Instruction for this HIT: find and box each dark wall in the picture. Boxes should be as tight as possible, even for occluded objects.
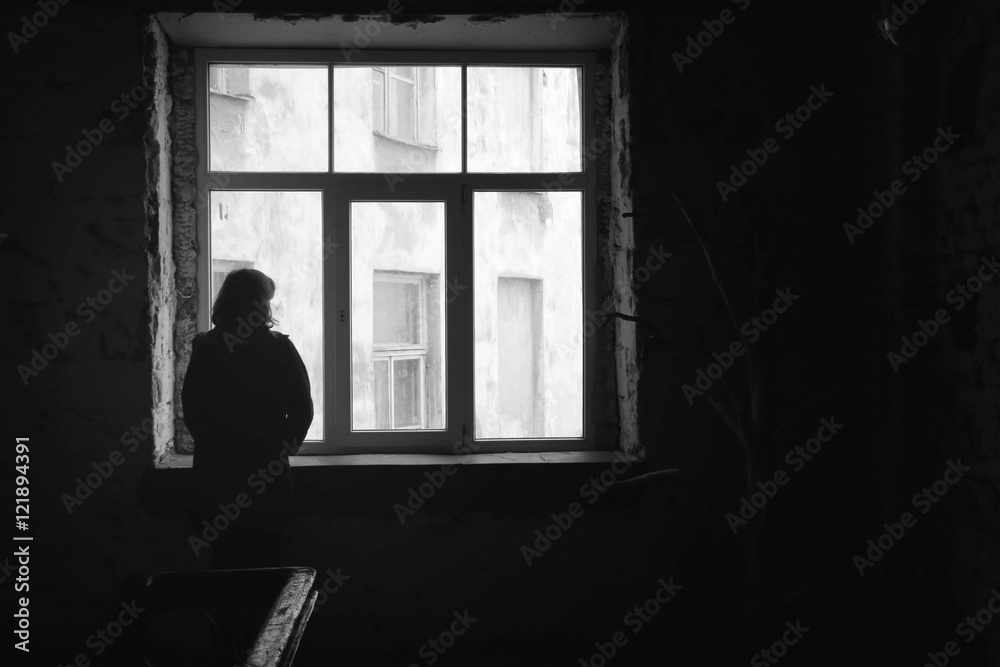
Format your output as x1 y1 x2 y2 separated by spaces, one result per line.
2 1 998 665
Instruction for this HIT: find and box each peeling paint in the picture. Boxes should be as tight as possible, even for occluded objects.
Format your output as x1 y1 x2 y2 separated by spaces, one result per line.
252 13 336 23
467 14 523 24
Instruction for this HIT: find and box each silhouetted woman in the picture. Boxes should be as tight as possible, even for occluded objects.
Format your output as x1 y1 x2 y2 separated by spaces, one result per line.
182 268 313 569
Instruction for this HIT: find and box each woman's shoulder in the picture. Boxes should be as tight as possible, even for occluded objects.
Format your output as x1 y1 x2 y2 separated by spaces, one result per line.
268 331 307 359
192 330 219 346
267 330 300 352
193 328 283 344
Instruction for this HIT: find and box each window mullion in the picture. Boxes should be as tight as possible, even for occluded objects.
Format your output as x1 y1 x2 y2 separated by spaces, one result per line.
454 182 474 444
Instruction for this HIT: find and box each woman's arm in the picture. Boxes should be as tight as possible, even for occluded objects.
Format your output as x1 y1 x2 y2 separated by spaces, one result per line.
282 337 314 453
181 338 212 444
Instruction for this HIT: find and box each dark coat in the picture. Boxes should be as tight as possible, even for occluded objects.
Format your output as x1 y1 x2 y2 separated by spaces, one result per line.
181 327 313 531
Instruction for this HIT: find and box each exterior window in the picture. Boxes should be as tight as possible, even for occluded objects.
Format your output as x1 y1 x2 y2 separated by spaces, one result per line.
195 51 596 455
372 66 417 142
372 270 427 429
371 273 435 430
209 66 250 96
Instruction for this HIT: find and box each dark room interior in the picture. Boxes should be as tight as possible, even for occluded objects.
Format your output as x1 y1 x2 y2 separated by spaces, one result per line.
3 0 1000 665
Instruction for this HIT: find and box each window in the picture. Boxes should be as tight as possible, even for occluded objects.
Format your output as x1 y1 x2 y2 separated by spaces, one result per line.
209 65 250 97
194 50 598 455
372 66 418 143
372 271 433 430
371 271 442 430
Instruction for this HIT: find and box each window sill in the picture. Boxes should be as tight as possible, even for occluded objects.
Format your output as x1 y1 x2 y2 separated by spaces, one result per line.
156 450 635 469
372 130 441 152
209 90 254 102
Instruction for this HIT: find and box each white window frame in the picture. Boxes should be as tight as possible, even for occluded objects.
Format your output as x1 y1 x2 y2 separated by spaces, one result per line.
193 49 599 456
208 65 250 97
372 271 431 430
374 354 426 430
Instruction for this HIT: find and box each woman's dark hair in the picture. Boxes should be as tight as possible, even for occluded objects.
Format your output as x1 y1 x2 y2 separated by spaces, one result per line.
211 268 278 331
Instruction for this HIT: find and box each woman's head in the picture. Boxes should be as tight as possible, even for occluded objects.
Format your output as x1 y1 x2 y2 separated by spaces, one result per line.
211 268 278 331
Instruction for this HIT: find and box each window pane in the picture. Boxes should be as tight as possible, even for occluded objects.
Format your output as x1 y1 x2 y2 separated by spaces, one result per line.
498 278 544 437
393 358 423 428
209 66 223 93
351 202 446 430
374 358 391 429
474 191 583 438
334 66 461 172
374 278 420 346
389 75 416 142
467 67 582 173
210 191 324 441
209 65 328 172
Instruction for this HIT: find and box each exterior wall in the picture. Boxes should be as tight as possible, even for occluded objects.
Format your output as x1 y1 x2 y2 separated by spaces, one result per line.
210 66 328 171
473 191 583 438
335 66 462 172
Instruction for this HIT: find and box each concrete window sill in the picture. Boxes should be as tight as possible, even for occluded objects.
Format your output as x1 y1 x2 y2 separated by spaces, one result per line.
372 130 441 152
157 450 634 469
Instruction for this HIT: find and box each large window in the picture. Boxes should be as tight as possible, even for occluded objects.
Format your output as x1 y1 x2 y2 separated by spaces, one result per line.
195 50 597 454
